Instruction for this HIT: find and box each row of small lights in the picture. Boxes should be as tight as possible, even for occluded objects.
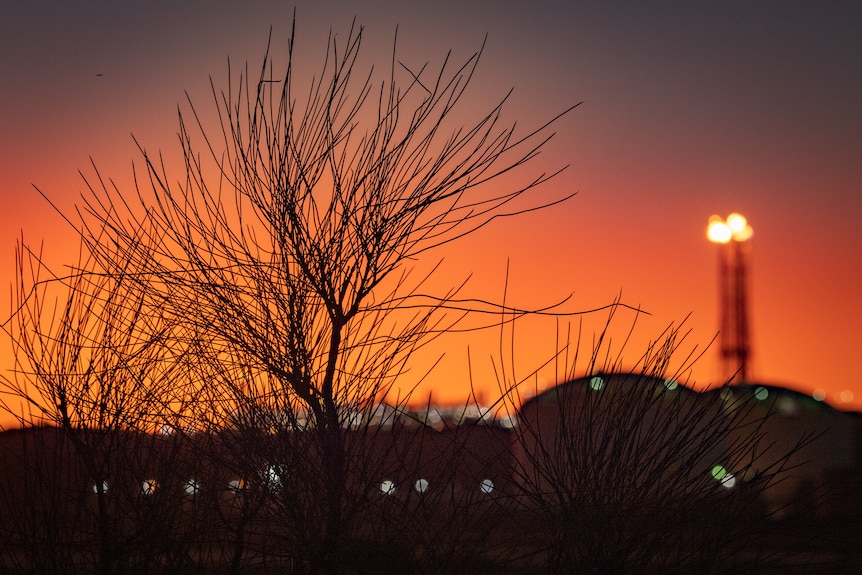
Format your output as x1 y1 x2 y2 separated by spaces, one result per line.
746 385 855 405
379 477 496 496
379 473 732 495
588 376 680 392
92 479 199 496
104 376 836 499
723 385 856 410
591 375 855 409
815 389 855 404
95 476 498 497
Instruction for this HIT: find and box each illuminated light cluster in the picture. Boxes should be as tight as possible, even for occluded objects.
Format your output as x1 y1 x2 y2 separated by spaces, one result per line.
812 388 826 401
95 477 200 497
754 386 769 401
589 376 605 391
707 213 754 244
379 478 496 496
663 378 679 391
711 465 736 489
264 464 285 488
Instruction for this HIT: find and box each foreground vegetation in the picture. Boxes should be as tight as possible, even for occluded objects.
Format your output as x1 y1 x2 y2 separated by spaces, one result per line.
1 376 860 574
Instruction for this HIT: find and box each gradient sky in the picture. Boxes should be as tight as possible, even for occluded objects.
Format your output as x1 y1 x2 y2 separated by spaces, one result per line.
2 1 861 416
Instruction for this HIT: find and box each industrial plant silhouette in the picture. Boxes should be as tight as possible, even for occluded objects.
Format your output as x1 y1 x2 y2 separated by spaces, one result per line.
1 372 859 574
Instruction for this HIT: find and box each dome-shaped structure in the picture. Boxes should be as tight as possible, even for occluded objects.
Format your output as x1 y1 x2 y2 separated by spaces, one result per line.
707 381 856 518
515 371 738 499
510 372 759 570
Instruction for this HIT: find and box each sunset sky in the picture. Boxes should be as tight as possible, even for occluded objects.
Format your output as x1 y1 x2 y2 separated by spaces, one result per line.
2 1 861 416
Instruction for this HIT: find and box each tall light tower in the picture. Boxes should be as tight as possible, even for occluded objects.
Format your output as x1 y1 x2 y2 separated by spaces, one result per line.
707 213 754 382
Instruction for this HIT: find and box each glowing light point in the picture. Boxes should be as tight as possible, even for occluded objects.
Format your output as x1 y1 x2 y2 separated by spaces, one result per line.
589 376 605 391
498 413 518 429
812 388 826 402
414 478 429 494
663 378 679 391
726 213 753 240
141 479 158 495
707 216 732 243
479 478 495 494
265 465 282 487
184 479 199 495
754 386 769 401
708 213 754 244
711 465 736 489
380 479 395 495
776 397 798 416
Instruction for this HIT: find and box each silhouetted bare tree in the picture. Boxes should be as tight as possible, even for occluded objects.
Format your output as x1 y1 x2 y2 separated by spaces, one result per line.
0 239 201 574
3 18 577 574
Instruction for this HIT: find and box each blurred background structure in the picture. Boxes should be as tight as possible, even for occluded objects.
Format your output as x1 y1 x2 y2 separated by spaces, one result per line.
708 213 754 383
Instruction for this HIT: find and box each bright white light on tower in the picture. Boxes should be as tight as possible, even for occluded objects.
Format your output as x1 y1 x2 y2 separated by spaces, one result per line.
707 215 732 243
727 213 746 233
708 213 753 243
706 213 754 244
727 213 753 241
